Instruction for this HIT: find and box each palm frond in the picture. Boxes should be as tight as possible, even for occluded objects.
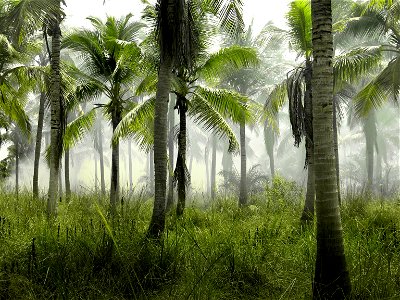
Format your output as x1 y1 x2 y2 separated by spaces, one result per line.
63 109 96 151
188 92 239 153
287 0 312 58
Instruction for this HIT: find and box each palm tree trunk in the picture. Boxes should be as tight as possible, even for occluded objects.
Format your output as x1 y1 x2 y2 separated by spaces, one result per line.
110 109 121 214
166 93 175 211
176 96 187 217
264 121 275 178
210 135 217 201
58 163 63 199
98 121 106 196
65 149 71 200
311 0 351 297
94 152 98 193
33 92 46 198
333 97 341 205
239 121 247 206
148 55 172 238
128 139 133 194
149 149 154 194
47 8 62 217
301 59 315 222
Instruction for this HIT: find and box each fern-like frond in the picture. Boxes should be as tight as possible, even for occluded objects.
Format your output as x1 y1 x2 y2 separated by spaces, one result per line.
63 109 96 151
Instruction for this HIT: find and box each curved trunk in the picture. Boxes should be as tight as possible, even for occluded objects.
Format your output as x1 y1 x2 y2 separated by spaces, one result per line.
98 121 106 196
33 92 46 198
65 149 71 200
333 97 341 205
301 59 315 222
176 97 187 217
147 55 172 238
166 93 175 211
311 0 351 297
47 10 62 217
239 121 247 206
210 135 217 201
110 109 121 214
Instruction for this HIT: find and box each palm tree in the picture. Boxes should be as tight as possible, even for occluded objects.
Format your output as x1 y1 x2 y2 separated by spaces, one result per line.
63 14 143 213
145 0 246 237
311 0 351 297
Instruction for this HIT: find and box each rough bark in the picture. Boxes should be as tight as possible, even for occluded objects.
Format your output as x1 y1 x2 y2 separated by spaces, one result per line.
33 92 46 198
176 96 187 217
147 55 172 238
94 151 98 193
210 135 217 201
47 8 62 217
166 93 175 211
15 136 19 198
311 0 351 297
239 121 247 206
205 143 210 197
301 59 315 222
149 149 154 194
110 108 121 215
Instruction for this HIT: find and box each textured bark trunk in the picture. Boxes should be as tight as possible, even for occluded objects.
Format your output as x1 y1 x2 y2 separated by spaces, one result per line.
333 97 341 205
128 139 133 194
166 93 175 211
210 135 217 201
239 121 247 206
47 7 62 216
110 109 121 215
264 121 275 178
301 59 315 222
58 163 63 199
176 97 187 217
147 55 172 238
15 137 19 198
65 149 71 200
33 92 46 198
311 0 351 297
98 121 106 196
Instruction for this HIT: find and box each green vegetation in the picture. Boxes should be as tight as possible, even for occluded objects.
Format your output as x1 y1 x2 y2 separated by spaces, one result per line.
0 180 399 299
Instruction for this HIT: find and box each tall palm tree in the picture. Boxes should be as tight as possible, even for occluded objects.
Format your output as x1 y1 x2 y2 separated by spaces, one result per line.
311 0 351 297
146 0 246 237
63 14 143 213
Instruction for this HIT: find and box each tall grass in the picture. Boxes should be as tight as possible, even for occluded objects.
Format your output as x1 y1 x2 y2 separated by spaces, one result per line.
0 180 399 299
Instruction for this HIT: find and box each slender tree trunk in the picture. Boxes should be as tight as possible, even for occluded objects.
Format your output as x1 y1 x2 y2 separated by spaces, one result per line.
148 55 172 238
239 121 247 206
128 139 133 194
333 97 341 205
58 162 63 199
33 92 46 198
166 93 175 211
301 59 315 222
98 122 106 196
110 108 121 214
15 137 19 199
47 7 62 216
65 149 71 200
264 121 275 178
311 0 351 297
176 96 187 217
210 135 217 201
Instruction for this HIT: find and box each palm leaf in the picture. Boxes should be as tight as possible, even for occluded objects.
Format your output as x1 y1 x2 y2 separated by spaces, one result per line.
63 109 96 151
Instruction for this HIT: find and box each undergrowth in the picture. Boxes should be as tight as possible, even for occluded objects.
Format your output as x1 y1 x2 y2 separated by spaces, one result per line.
0 180 399 299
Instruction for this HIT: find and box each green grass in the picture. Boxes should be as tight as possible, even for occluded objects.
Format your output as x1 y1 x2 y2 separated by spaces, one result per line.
0 182 399 299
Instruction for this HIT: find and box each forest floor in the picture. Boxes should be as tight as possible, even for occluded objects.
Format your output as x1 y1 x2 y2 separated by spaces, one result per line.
0 178 399 299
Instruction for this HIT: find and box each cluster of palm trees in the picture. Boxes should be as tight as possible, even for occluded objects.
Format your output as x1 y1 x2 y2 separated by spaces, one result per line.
0 0 398 298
